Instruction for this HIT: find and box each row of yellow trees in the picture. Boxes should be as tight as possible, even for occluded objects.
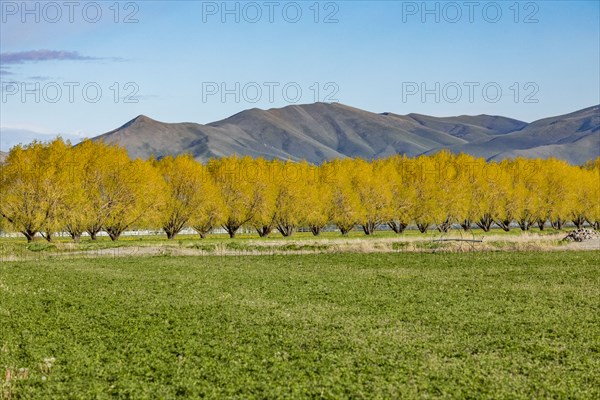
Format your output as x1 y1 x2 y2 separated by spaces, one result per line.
1 139 599 242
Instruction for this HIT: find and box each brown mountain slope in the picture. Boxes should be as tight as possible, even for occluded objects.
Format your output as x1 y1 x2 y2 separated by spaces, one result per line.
403 113 527 142
436 105 599 163
93 103 599 164
96 103 476 163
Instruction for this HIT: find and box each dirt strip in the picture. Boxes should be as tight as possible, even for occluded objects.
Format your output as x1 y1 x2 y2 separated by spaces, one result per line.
1 234 598 262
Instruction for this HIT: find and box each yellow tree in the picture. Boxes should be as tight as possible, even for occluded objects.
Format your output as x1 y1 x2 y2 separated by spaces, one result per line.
484 161 514 231
507 158 539 231
0 144 45 242
328 159 361 235
303 163 332 236
568 165 598 229
0 139 69 242
351 159 392 235
456 155 485 231
524 159 548 230
271 160 308 237
156 155 207 239
385 155 414 233
72 140 127 240
99 155 164 241
428 151 470 232
410 156 438 233
59 142 92 242
536 159 571 230
210 156 263 238
584 160 600 230
249 158 277 237
38 139 71 242
566 168 584 229
447 153 477 231
584 157 600 171
190 173 225 239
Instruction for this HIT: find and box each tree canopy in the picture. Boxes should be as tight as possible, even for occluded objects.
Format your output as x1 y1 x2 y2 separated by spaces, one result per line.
1 139 598 241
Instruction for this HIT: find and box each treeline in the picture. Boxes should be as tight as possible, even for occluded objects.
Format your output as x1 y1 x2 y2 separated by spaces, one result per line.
0 139 599 242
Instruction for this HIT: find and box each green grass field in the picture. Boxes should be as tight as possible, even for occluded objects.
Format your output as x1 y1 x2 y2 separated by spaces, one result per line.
0 226 574 261
1 252 599 398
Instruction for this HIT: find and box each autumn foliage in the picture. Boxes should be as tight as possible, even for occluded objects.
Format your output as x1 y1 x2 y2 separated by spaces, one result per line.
1 139 599 242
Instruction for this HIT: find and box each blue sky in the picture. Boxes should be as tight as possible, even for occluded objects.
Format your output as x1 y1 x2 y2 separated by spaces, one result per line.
1 0 599 149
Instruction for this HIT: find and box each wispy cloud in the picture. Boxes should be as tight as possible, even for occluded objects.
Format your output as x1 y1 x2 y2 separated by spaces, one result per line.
27 76 55 81
1 50 127 77
0 50 97 65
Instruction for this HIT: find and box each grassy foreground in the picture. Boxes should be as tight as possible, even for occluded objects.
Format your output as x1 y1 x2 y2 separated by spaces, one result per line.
0 227 577 261
1 252 599 398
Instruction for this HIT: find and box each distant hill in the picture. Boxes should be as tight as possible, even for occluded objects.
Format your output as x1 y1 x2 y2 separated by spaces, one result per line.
92 103 599 165
433 105 600 163
0 151 7 163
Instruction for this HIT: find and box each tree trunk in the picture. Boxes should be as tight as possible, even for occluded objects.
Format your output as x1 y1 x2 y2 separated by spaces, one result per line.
164 224 180 240
460 220 471 232
437 224 449 233
277 224 295 237
517 218 531 231
572 215 585 229
165 231 176 240
338 225 353 236
517 213 533 231
537 219 546 230
437 218 451 233
66 226 83 243
309 225 322 236
223 220 241 239
163 219 187 241
87 225 101 241
193 224 212 239
476 214 493 232
416 223 429 233
226 227 237 238
22 229 36 243
362 221 376 235
388 221 408 234
551 218 564 230
256 225 272 237
105 227 124 241
495 218 511 232
41 232 53 242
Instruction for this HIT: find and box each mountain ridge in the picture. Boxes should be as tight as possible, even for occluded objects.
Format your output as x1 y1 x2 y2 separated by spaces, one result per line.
92 103 600 165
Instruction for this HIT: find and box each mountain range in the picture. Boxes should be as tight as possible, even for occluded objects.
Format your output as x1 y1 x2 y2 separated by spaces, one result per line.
69 103 600 165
